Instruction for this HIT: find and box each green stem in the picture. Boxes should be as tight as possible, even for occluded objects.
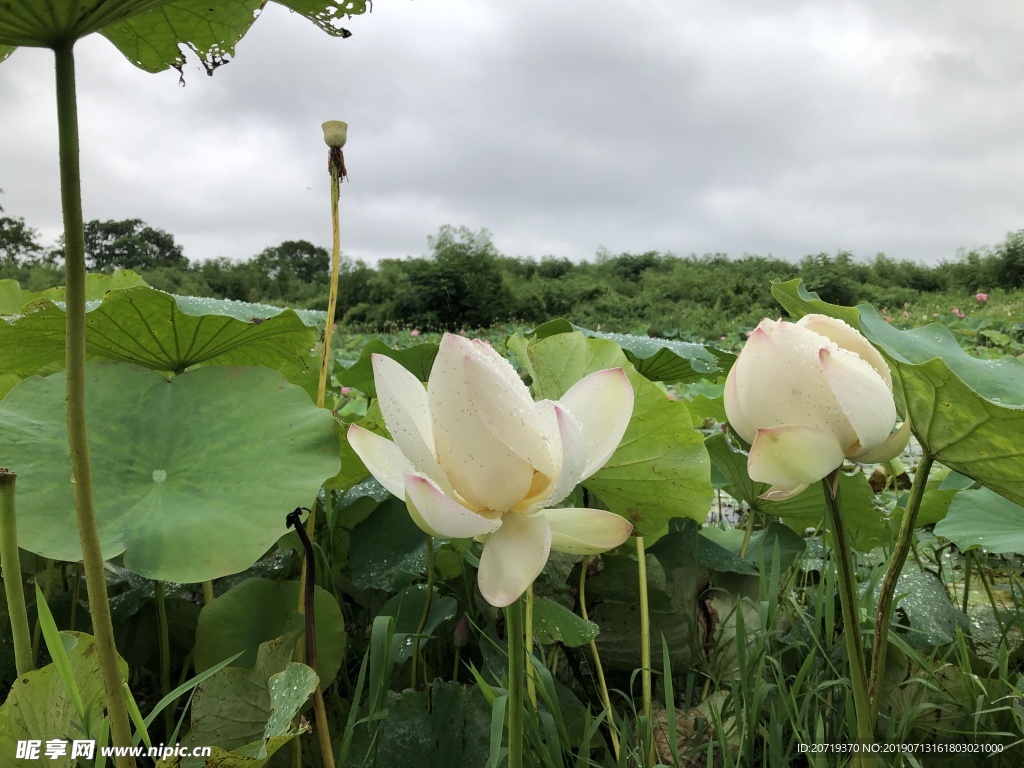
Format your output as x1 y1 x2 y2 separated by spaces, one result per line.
54 41 136 766
867 453 933 724
580 556 619 760
201 580 215 605
976 558 1005 636
637 535 653 767
738 507 756 557
505 596 525 768
0 470 33 675
153 581 172 738
821 472 872 760
961 549 973 615
411 535 434 688
524 585 537 708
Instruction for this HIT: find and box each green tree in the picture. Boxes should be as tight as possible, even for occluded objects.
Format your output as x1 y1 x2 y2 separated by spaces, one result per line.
0 191 44 265
254 239 329 284
81 218 187 272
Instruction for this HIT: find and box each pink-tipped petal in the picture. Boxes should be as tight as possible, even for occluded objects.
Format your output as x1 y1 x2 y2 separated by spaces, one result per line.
558 367 634 479
748 424 846 487
347 425 414 499
542 507 633 554
819 347 896 454
477 512 551 608
372 354 454 494
404 474 502 539
429 335 536 511
798 314 892 388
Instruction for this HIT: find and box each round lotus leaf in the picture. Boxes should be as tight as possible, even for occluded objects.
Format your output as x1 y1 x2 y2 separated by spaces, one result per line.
0 362 340 582
194 578 346 690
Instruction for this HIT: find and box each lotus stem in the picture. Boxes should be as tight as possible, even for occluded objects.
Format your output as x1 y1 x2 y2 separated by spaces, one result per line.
201 580 215 605
505 595 525 768
0 469 33 675
821 471 872 764
867 453 934 723
287 509 335 768
411 534 434 688
580 555 620 760
153 580 172 738
54 41 136 767
524 584 537 708
636 535 654 766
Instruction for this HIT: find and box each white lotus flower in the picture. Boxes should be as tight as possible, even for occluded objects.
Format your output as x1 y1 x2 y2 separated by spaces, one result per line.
724 314 910 501
348 333 635 607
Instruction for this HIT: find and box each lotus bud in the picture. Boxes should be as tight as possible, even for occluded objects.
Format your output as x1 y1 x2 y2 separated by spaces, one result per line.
724 314 910 500
321 120 348 148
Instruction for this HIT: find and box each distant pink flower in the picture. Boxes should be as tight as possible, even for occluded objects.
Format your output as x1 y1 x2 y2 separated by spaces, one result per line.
341 386 351 395
976 293 989 302
952 307 966 319
885 316 893 322
932 313 939 318
410 329 421 337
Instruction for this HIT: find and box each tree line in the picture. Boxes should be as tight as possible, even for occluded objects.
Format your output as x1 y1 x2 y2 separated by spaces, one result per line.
2 200 1022 338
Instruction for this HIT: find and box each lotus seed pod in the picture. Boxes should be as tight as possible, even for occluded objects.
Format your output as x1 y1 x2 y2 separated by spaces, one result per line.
322 120 348 148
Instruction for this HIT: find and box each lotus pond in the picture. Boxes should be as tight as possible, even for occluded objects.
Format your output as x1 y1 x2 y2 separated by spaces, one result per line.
1 271 1023 768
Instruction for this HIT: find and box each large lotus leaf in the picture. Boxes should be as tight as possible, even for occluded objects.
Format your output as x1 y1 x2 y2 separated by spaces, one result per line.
0 362 339 582
513 331 712 535
0 286 321 395
772 279 1024 506
934 486 1024 554
336 339 440 397
0 632 127 760
165 635 316 766
532 596 599 648
194 578 345 689
1 271 148 316
0 1 366 69
377 584 458 663
528 319 733 383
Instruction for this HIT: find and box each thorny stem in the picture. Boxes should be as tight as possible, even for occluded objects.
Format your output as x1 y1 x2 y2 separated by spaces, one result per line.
0 470 33 675
821 472 872 764
867 453 934 724
54 41 136 767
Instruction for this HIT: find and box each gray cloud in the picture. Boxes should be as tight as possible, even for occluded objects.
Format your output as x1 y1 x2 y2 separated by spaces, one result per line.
1 0 1023 267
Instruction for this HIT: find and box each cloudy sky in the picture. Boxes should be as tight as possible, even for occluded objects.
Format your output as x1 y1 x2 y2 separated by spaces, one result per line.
1 0 1024 267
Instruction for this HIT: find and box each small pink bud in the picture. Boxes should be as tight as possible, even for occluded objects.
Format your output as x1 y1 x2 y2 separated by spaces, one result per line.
410 329 420 337
341 386 351 395
976 292 989 302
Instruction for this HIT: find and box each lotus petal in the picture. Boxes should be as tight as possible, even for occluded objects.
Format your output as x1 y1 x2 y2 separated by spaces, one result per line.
799 314 892 387
820 346 896 454
748 424 845 487
559 367 634 479
428 335 535 511
542 507 633 554
477 512 551 608
404 473 502 539
347 425 412 499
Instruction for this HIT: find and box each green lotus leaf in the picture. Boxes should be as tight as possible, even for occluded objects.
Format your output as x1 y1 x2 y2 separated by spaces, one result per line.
528 318 733 383
0 286 319 394
167 634 316 766
516 331 712 535
0 632 126 754
934 486 1024 554
377 584 458 663
336 339 440 397
1 271 148 316
0 362 339 582
772 279 1024 506
194 578 346 689
531 597 599 648
0 1 367 72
